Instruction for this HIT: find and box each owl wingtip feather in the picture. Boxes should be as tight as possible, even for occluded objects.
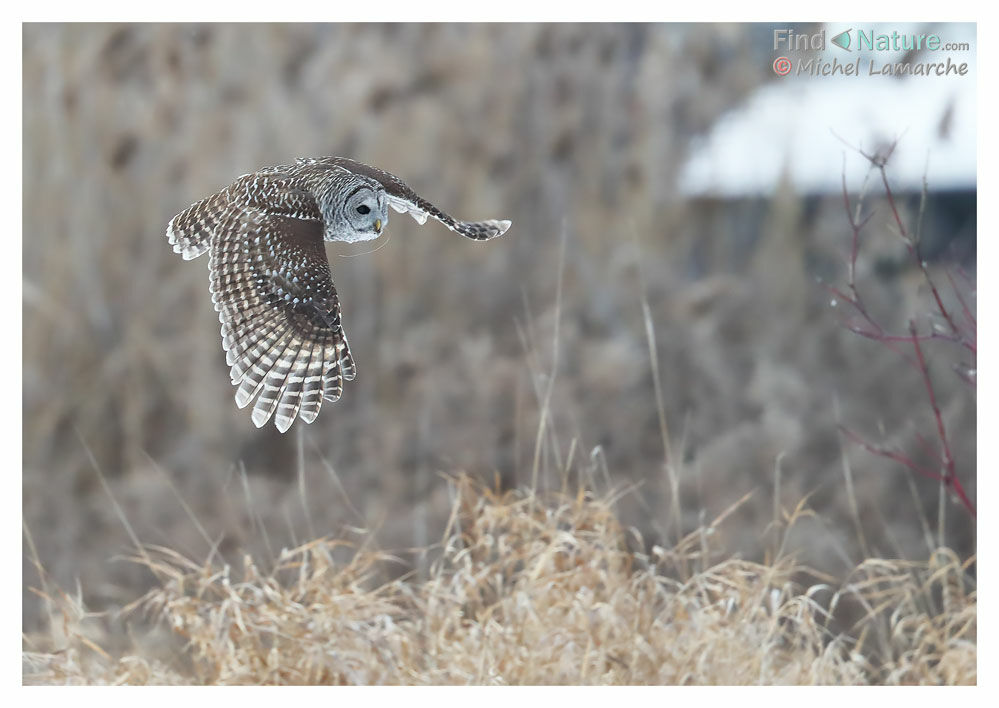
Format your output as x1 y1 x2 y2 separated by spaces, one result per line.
274 415 294 434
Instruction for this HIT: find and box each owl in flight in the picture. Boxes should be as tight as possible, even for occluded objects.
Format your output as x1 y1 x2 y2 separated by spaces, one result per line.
166 156 511 433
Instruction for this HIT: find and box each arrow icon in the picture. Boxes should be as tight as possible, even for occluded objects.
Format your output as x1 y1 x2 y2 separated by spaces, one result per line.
831 29 851 51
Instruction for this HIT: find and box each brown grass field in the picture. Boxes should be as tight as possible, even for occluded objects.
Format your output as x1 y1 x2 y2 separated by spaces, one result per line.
23 476 976 685
22 24 975 684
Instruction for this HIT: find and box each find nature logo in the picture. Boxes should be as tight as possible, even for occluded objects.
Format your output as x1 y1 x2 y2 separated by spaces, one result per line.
771 27 970 77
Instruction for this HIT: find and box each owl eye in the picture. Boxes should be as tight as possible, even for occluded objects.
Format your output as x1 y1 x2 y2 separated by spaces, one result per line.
356 205 371 215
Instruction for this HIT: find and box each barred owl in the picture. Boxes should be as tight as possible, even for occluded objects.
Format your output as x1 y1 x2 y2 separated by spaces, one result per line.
166 157 511 433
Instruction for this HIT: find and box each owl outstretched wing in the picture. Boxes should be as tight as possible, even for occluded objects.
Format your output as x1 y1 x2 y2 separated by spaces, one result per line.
322 157 512 241
174 174 355 433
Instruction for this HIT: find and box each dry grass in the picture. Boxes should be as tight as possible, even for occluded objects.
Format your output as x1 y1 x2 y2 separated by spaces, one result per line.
23 476 975 685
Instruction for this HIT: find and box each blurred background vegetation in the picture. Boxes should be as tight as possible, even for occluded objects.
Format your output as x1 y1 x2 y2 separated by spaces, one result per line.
23 23 975 634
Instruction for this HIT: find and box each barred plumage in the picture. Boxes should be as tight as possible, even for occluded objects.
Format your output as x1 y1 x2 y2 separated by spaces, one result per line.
167 157 510 432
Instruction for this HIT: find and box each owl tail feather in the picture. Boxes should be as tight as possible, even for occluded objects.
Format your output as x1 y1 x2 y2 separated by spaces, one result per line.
166 189 231 261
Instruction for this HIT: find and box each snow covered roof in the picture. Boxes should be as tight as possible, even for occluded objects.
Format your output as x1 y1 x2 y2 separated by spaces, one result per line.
679 23 976 197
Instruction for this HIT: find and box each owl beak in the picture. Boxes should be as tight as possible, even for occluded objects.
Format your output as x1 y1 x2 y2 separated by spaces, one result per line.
374 218 382 233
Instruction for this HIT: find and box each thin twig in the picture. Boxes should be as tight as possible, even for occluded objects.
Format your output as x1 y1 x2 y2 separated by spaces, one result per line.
833 142 975 520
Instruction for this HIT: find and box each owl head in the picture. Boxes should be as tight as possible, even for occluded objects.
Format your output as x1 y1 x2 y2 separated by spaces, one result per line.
321 174 389 243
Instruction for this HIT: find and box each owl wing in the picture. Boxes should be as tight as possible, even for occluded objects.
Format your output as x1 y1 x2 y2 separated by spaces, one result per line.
166 187 233 261
207 175 355 433
325 157 511 241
